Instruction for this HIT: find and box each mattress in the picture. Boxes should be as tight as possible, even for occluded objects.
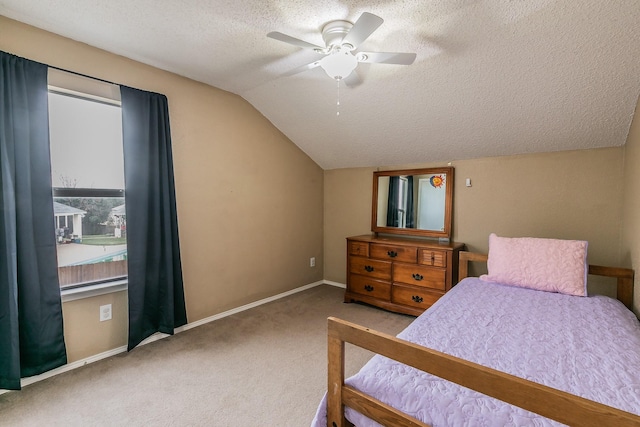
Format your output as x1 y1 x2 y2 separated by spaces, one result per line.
311 277 640 426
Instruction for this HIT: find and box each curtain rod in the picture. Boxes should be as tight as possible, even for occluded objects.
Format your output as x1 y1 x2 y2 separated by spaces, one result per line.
2 49 120 87
3 50 163 96
48 64 163 96
48 64 120 87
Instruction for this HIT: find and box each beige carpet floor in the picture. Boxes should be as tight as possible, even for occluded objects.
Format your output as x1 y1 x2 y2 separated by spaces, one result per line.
0 285 414 426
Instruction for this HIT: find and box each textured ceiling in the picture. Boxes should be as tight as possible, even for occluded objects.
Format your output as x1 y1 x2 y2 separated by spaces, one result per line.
1 1 639 170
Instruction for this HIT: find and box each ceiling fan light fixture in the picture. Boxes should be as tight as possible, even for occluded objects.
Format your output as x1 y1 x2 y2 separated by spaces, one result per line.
320 50 358 80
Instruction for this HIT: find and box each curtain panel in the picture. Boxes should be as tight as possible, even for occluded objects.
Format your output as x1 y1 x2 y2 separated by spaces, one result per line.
120 86 187 351
0 51 67 390
406 176 415 228
386 176 400 227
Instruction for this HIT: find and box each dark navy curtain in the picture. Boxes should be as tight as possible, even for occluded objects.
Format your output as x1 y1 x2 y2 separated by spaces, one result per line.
406 176 415 228
0 51 67 390
120 86 187 351
386 176 399 227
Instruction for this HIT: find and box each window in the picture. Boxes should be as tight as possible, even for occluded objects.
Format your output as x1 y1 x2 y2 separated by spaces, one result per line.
48 86 127 290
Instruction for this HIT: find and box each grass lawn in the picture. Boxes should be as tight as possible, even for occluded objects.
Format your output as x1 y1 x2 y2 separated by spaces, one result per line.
81 235 127 245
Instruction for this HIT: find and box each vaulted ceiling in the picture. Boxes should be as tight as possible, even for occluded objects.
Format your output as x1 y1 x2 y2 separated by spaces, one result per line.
1 1 639 169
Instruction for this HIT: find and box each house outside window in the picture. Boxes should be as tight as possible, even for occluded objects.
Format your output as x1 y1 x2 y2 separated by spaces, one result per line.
48 76 127 290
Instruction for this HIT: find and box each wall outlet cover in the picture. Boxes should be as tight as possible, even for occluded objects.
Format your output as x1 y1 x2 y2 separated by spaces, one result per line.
100 304 112 321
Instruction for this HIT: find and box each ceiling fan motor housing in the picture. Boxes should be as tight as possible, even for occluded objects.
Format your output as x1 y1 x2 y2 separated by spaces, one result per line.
321 20 354 49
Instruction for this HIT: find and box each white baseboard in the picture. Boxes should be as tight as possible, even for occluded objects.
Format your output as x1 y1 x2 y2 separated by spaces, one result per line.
3 279 334 394
177 280 326 332
323 280 346 289
5 345 128 393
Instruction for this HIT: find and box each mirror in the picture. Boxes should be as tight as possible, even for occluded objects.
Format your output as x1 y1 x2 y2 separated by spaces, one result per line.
372 167 454 239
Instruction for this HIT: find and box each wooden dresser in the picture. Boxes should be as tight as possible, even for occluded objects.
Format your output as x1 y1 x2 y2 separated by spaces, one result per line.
345 234 465 316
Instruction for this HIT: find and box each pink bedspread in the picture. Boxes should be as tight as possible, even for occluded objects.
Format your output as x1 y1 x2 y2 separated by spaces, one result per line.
311 278 640 426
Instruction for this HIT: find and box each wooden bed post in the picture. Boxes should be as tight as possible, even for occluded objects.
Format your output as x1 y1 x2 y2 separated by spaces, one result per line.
327 322 348 427
458 251 488 280
588 264 635 311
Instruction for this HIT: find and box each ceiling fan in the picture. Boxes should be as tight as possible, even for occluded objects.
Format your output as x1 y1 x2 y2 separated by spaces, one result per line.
267 12 416 86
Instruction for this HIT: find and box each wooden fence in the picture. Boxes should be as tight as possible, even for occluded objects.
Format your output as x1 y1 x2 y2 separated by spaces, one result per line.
58 260 128 287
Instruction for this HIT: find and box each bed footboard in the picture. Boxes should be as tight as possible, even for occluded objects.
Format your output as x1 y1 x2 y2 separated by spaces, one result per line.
327 317 640 427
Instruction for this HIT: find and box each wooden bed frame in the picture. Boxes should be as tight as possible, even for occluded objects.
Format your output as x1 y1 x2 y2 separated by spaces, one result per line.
327 251 639 427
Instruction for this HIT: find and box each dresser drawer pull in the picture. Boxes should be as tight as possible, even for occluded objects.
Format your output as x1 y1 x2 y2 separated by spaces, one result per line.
364 285 374 292
412 273 424 281
364 265 374 272
387 250 398 258
412 295 424 303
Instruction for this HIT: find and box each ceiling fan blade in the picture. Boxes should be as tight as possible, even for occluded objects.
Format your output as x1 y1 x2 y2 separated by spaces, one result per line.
357 51 417 65
342 12 383 48
267 31 324 51
281 60 322 77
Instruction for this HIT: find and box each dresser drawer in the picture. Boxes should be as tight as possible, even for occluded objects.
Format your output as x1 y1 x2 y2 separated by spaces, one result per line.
418 249 447 267
391 284 442 309
349 275 391 299
348 241 369 257
349 256 392 280
370 243 417 263
393 263 446 291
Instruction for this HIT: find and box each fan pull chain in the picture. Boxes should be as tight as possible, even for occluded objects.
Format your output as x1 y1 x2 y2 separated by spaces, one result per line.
336 78 341 117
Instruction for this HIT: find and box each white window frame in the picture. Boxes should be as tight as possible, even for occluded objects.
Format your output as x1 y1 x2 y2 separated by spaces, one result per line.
47 69 128 301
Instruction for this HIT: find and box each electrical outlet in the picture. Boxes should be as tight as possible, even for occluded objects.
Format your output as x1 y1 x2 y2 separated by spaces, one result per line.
310 257 316 267
99 304 112 322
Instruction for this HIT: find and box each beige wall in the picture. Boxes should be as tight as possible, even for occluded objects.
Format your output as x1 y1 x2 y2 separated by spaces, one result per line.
324 148 625 297
621 94 640 316
62 291 128 362
0 17 324 362
324 167 376 284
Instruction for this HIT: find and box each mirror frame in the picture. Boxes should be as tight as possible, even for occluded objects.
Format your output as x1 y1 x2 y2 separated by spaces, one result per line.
371 167 454 239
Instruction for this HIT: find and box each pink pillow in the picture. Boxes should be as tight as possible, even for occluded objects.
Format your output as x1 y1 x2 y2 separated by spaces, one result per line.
480 233 588 296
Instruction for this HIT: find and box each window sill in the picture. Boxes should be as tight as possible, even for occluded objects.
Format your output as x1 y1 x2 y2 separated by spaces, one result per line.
61 279 128 302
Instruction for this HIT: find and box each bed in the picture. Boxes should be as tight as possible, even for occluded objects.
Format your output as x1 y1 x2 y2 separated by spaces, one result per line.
311 238 640 427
